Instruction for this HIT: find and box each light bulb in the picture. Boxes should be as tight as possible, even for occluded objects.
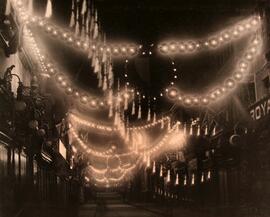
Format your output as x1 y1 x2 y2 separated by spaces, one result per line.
179 44 186 51
160 44 169 53
210 39 218 46
184 97 191 105
169 43 177 51
234 72 243 80
81 96 88 103
225 79 235 88
202 97 209 105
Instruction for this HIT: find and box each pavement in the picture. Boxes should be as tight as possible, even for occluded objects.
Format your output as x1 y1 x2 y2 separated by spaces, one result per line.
78 192 164 217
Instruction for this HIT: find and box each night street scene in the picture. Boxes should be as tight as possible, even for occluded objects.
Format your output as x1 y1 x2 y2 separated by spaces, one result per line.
0 0 270 216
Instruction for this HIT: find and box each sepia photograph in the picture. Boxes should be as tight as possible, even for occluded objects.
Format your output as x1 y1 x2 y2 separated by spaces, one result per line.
0 0 270 216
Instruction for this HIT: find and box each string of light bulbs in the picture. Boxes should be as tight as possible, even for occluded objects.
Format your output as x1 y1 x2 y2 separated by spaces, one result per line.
11 0 139 58
164 34 262 107
23 26 134 110
158 15 261 55
69 111 171 132
28 17 139 58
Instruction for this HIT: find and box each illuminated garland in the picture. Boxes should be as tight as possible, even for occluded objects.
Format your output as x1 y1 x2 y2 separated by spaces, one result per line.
144 122 185 155
165 34 262 107
89 156 141 185
69 113 115 132
23 27 134 110
69 126 112 157
28 17 139 57
69 111 171 132
12 0 138 58
158 15 261 55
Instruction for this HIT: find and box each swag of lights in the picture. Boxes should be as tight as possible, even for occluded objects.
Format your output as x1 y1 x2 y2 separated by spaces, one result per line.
161 15 263 107
69 112 171 132
28 17 139 58
7 0 264 186
15 0 263 111
69 122 183 157
158 16 260 55
23 27 134 110
165 34 262 107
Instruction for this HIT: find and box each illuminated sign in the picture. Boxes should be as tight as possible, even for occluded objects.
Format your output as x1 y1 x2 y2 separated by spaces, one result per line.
249 96 270 121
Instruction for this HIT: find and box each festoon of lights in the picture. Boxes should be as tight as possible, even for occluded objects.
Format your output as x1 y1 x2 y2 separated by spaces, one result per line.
23 25 137 111
9 0 138 116
22 18 188 187
160 15 262 107
69 118 182 159
86 156 142 186
27 16 138 93
9 0 262 109
69 118 185 162
69 111 171 133
81 122 186 185
70 119 185 185
7 0 263 185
